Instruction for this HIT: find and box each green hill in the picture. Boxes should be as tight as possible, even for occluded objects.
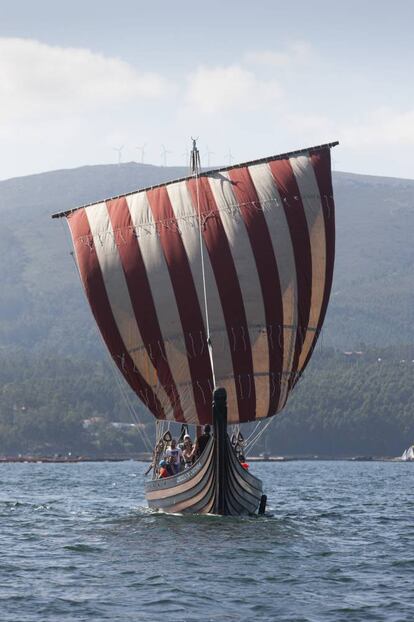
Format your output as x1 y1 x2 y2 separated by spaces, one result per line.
0 346 412 457
263 345 414 457
1 162 413 354
326 172 414 347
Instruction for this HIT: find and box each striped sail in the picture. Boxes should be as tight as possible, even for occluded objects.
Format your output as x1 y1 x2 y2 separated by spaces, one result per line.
64 144 336 425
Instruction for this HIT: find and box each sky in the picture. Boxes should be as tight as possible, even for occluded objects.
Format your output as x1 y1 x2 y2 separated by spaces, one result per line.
1 0 414 180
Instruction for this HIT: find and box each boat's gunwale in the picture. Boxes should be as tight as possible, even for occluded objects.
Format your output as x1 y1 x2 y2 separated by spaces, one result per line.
147 454 215 510
145 437 214 495
51 141 339 219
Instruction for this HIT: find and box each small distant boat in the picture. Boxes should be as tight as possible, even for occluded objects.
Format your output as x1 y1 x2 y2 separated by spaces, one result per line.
52 139 338 515
401 445 414 461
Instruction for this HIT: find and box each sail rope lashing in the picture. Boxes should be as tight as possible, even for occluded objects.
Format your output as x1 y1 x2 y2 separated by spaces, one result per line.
62 220 153 452
191 137 216 389
83 192 329 244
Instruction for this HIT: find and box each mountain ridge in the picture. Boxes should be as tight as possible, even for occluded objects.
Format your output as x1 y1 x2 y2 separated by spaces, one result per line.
2 161 413 188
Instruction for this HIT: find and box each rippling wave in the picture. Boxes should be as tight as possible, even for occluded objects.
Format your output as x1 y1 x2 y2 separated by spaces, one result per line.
0 460 413 621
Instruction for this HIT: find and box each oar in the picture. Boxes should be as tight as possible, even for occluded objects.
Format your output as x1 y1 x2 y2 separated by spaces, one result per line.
145 463 154 476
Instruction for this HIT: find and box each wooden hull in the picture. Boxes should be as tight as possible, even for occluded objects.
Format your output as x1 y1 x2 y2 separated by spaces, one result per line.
145 435 263 516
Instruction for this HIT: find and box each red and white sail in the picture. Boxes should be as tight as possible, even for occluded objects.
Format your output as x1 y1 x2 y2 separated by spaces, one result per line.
64 144 336 425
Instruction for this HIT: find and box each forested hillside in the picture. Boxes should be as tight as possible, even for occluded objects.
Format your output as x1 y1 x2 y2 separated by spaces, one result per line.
263 346 414 457
325 173 414 347
0 346 412 457
0 350 152 457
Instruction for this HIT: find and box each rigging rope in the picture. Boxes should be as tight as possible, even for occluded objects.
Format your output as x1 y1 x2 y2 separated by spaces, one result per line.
191 138 216 388
104 357 153 451
244 420 262 445
245 417 276 454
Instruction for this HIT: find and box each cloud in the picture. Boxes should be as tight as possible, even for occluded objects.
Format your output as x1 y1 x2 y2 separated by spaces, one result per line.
185 64 283 115
1 38 412 181
341 108 414 147
0 37 170 123
184 42 317 117
285 113 335 133
245 41 315 68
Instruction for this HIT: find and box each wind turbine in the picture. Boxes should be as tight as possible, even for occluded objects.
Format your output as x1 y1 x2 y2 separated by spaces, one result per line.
225 148 234 166
205 145 215 167
161 144 172 167
136 143 147 164
113 145 124 165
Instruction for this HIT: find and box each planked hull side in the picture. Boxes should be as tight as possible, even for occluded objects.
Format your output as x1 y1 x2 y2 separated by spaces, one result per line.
144 435 263 515
222 436 263 515
145 438 216 514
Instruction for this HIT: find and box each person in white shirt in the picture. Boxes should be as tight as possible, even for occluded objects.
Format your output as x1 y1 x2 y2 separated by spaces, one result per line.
165 438 183 474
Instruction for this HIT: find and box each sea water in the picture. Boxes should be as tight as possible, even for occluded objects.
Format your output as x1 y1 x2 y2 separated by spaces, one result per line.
1 460 413 621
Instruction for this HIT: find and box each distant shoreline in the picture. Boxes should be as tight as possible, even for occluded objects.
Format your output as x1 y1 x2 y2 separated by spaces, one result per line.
0 455 405 464
0 454 151 464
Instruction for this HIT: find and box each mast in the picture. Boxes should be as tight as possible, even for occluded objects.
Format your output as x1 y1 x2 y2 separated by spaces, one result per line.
191 137 216 390
191 141 228 513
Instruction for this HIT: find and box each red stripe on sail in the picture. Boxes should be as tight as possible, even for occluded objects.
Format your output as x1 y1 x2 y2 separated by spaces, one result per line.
106 197 185 423
268 159 312 393
187 176 255 423
298 148 335 372
145 186 214 425
67 208 166 419
228 166 283 418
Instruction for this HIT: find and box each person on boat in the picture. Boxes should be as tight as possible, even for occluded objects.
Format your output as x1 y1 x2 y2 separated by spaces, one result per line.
177 424 189 450
165 438 183 475
182 434 196 468
239 455 249 470
195 424 211 458
158 460 170 478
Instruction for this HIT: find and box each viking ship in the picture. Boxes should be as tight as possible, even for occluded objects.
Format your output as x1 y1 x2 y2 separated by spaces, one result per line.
52 139 338 515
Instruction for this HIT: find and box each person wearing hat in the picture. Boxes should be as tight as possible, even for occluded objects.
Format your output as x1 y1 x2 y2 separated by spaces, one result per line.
158 460 170 478
182 434 196 468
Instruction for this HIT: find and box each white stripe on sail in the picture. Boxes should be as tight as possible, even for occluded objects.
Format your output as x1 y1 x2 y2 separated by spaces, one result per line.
166 180 240 424
290 154 326 369
126 191 196 425
84 202 174 420
207 173 270 420
248 163 298 411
